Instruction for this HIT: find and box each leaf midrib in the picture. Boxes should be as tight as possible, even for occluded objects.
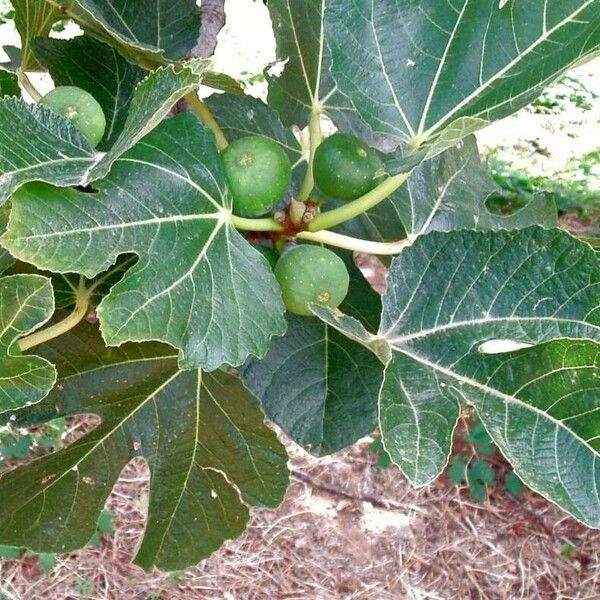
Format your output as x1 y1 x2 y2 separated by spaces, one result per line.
386 315 600 345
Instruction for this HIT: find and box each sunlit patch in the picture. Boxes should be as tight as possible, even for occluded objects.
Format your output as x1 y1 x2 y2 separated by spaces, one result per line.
478 339 534 354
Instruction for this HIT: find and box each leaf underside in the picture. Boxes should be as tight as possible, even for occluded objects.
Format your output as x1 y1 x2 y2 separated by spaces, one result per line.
57 0 202 62
0 61 209 205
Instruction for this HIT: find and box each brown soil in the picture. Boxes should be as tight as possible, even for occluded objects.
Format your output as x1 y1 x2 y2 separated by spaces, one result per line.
2 426 600 600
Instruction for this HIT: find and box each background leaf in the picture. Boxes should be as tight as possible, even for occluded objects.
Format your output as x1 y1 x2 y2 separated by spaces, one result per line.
243 254 384 455
326 0 600 149
33 35 146 150
0 67 19 97
10 0 60 71
2 114 287 370
0 322 289 571
51 0 202 63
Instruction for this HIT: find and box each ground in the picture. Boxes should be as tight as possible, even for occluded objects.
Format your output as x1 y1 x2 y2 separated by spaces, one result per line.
2 428 600 599
1 1 600 599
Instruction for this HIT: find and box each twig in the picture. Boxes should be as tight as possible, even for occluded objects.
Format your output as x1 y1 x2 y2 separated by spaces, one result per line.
191 0 226 58
291 469 404 511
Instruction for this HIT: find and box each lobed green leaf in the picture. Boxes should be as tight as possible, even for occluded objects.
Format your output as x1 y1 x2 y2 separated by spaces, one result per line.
0 322 289 571
2 114 287 370
379 227 600 488
326 0 600 150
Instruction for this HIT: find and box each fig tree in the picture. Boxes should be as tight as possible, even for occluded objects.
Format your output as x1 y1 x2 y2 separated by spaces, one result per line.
221 136 292 218
274 245 349 316
40 86 106 148
313 133 384 200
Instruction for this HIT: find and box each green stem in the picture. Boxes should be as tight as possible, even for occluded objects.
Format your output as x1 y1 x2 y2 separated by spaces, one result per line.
230 214 284 232
19 284 90 352
17 69 42 103
297 230 411 256
185 92 228 151
297 108 323 201
87 255 138 295
308 171 412 232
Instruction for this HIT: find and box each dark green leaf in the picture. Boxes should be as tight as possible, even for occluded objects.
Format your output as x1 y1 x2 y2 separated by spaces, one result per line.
378 451 392 469
464 422 496 456
447 455 468 486
243 255 383 455
2 114 286 370
33 35 146 149
1 46 21 72
52 0 201 62
0 322 289 571
467 477 487 503
0 68 19 97
326 0 600 151
469 459 495 486
504 472 524 497
267 0 391 150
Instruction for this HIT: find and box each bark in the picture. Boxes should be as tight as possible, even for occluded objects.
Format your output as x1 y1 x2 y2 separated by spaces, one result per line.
191 0 226 59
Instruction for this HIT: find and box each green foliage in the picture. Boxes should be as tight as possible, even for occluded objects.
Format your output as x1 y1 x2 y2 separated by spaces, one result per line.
76 576 95 598
0 0 598 573
369 437 392 469
533 75 598 114
560 543 576 560
505 472 524 498
0 417 64 467
491 153 600 215
0 0 13 23
0 508 114 572
447 419 526 503
0 544 19 559
463 423 496 456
